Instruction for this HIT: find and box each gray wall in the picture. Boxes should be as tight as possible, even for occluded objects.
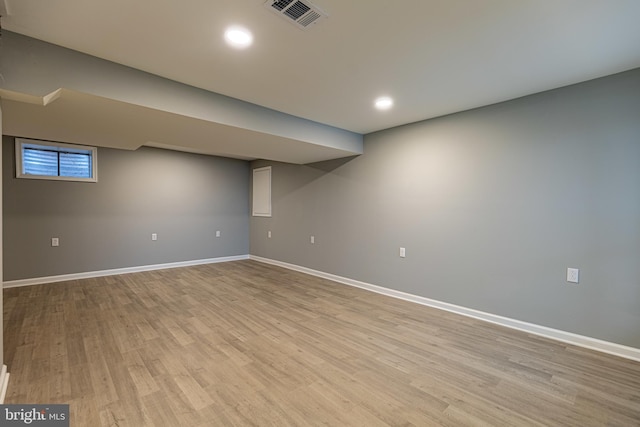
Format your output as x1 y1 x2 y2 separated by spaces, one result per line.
250 68 640 349
4 138 250 281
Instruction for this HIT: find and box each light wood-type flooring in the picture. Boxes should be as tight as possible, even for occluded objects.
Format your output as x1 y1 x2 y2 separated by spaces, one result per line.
3 260 640 426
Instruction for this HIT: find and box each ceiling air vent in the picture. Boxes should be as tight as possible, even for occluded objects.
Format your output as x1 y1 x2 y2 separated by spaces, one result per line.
265 0 328 30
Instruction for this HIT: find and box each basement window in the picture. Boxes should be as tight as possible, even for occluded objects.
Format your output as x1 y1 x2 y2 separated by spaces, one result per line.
16 138 98 182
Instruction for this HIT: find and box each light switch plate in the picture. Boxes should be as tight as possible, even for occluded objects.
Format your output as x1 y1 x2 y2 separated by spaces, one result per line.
567 268 579 283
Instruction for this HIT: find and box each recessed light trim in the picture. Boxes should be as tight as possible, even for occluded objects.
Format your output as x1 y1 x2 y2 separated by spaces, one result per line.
374 96 394 110
224 26 253 49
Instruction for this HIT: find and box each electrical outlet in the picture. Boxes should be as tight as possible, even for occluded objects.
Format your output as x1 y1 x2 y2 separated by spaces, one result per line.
215 230 221 237
151 233 158 241
567 268 579 283
51 237 59 247
399 247 406 258
310 235 315 244
268 231 272 238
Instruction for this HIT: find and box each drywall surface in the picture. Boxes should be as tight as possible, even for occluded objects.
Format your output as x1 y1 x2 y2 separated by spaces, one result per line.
250 68 640 348
0 31 362 161
4 140 249 280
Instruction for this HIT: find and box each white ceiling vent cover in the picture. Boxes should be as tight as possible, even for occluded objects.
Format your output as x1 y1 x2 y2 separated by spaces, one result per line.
264 0 328 30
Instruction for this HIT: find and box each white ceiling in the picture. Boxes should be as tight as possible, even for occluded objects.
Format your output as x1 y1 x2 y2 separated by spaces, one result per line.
3 0 640 135
0 89 360 164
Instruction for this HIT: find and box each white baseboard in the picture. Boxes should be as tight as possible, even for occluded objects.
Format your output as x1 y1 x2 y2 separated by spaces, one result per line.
0 365 9 403
4 254 638 362
250 255 640 363
3 255 250 288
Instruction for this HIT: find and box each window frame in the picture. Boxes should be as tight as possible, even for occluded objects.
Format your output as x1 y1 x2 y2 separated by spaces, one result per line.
15 138 98 183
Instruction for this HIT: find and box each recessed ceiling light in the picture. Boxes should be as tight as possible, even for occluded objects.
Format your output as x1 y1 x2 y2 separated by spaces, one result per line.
374 96 394 110
224 26 253 49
